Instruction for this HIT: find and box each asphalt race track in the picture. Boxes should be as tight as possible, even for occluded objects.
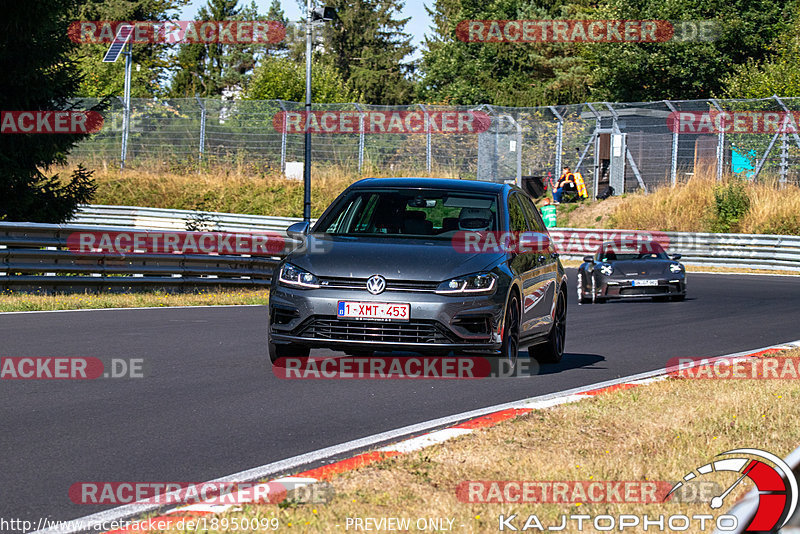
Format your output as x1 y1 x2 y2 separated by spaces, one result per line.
1 270 799 527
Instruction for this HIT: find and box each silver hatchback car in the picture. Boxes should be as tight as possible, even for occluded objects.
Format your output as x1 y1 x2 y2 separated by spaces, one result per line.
268 178 568 368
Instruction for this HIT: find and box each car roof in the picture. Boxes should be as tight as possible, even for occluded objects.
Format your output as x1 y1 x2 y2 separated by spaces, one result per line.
350 177 508 194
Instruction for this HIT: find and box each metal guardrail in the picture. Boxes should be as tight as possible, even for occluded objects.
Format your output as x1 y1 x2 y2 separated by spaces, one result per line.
0 207 797 292
0 221 285 292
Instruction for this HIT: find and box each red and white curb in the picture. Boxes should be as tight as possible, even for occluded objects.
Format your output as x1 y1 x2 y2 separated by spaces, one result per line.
34 339 800 534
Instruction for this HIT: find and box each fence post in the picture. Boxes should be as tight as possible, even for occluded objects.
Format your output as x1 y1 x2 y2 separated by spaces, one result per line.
119 96 128 169
663 100 678 186
548 106 564 182
419 103 431 173
709 99 725 180
355 103 365 174
196 97 206 166
278 100 287 173
780 132 788 186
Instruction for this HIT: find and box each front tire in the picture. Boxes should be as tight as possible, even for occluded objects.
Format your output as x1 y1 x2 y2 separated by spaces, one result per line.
534 290 566 364
498 294 521 371
269 337 310 364
577 272 591 304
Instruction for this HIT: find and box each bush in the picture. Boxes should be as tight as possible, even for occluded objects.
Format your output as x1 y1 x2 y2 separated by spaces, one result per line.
710 180 751 232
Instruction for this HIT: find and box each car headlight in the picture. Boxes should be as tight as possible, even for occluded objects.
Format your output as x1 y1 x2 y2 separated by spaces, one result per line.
436 272 497 295
669 263 684 273
599 264 613 276
279 263 320 288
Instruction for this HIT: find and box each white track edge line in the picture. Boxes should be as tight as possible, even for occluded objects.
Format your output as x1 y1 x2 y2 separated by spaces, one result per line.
0 304 264 315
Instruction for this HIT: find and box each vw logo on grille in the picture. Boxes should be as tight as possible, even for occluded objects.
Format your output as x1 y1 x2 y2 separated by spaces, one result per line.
366 275 386 295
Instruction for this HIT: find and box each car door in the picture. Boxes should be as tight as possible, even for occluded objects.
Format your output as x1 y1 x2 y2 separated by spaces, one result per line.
517 192 559 336
507 192 546 337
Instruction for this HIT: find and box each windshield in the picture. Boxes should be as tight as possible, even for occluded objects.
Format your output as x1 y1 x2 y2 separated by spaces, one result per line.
316 189 499 238
597 241 668 261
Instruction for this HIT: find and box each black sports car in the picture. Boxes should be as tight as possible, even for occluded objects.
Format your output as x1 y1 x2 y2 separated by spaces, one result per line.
576 239 686 303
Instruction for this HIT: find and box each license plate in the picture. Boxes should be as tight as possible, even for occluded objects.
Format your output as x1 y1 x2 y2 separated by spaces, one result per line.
337 301 410 321
632 279 658 287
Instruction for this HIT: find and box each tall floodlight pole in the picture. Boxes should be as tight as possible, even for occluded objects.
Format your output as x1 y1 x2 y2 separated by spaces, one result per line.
303 0 313 223
302 5 336 223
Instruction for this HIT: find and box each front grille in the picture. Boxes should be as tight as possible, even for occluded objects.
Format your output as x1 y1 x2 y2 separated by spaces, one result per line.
619 286 668 295
317 276 439 292
298 317 453 344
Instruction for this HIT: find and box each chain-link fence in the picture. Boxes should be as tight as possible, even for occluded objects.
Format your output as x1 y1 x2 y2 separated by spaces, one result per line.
70 96 800 198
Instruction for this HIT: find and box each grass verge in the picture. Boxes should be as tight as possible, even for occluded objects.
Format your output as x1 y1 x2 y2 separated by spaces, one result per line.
0 288 269 312
155 349 800 533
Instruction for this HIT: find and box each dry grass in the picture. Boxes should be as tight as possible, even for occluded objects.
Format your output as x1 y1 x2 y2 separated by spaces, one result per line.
609 168 800 235
0 288 269 312
60 162 458 219
153 350 800 533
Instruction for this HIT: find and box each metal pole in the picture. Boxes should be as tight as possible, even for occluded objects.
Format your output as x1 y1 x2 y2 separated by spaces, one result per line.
196 96 206 165
780 132 788 187
303 0 313 223
420 104 431 173
356 103 365 174
710 99 724 180
120 41 132 169
279 100 287 173
548 106 563 181
663 100 678 186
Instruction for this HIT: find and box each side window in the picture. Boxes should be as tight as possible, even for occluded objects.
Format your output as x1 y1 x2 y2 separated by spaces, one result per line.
518 194 546 232
507 194 527 233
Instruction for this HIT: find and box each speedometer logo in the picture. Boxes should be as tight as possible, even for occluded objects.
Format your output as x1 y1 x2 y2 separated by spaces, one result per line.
667 448 798 532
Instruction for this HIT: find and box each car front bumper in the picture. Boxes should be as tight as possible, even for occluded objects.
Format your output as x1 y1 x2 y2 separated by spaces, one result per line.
600 278 686 298
269 285 506 352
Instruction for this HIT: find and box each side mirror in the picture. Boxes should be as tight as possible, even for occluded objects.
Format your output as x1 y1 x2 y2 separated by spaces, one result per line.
287 221 310 240
583 255 594 263
671 253 682 260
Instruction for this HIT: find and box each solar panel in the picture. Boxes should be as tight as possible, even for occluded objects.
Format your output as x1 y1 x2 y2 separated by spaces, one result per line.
102 24 134 63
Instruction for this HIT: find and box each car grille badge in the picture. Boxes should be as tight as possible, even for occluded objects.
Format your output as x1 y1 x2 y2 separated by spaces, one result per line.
366 275 386 295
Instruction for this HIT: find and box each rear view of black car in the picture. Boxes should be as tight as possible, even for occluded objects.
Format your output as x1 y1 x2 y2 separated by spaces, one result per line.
268 178 569 368
576 239 686 303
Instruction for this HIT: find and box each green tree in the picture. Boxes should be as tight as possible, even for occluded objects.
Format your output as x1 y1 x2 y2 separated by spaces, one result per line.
584 0 797 102
417 0 592 106
170 0 263 97
320 0 416 104
722 10 800 98
0 0 102 222
71 0 186 98
244 55 358 102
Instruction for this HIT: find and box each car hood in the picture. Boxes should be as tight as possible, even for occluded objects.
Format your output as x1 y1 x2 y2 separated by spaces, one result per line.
609 259 674 277
287 234 504 281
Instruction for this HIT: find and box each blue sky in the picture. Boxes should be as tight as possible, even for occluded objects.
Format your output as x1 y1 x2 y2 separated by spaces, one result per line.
179 0 432 60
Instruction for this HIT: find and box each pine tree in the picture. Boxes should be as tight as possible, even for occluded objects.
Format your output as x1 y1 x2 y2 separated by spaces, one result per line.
320 0 415 104
0 0 100 222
